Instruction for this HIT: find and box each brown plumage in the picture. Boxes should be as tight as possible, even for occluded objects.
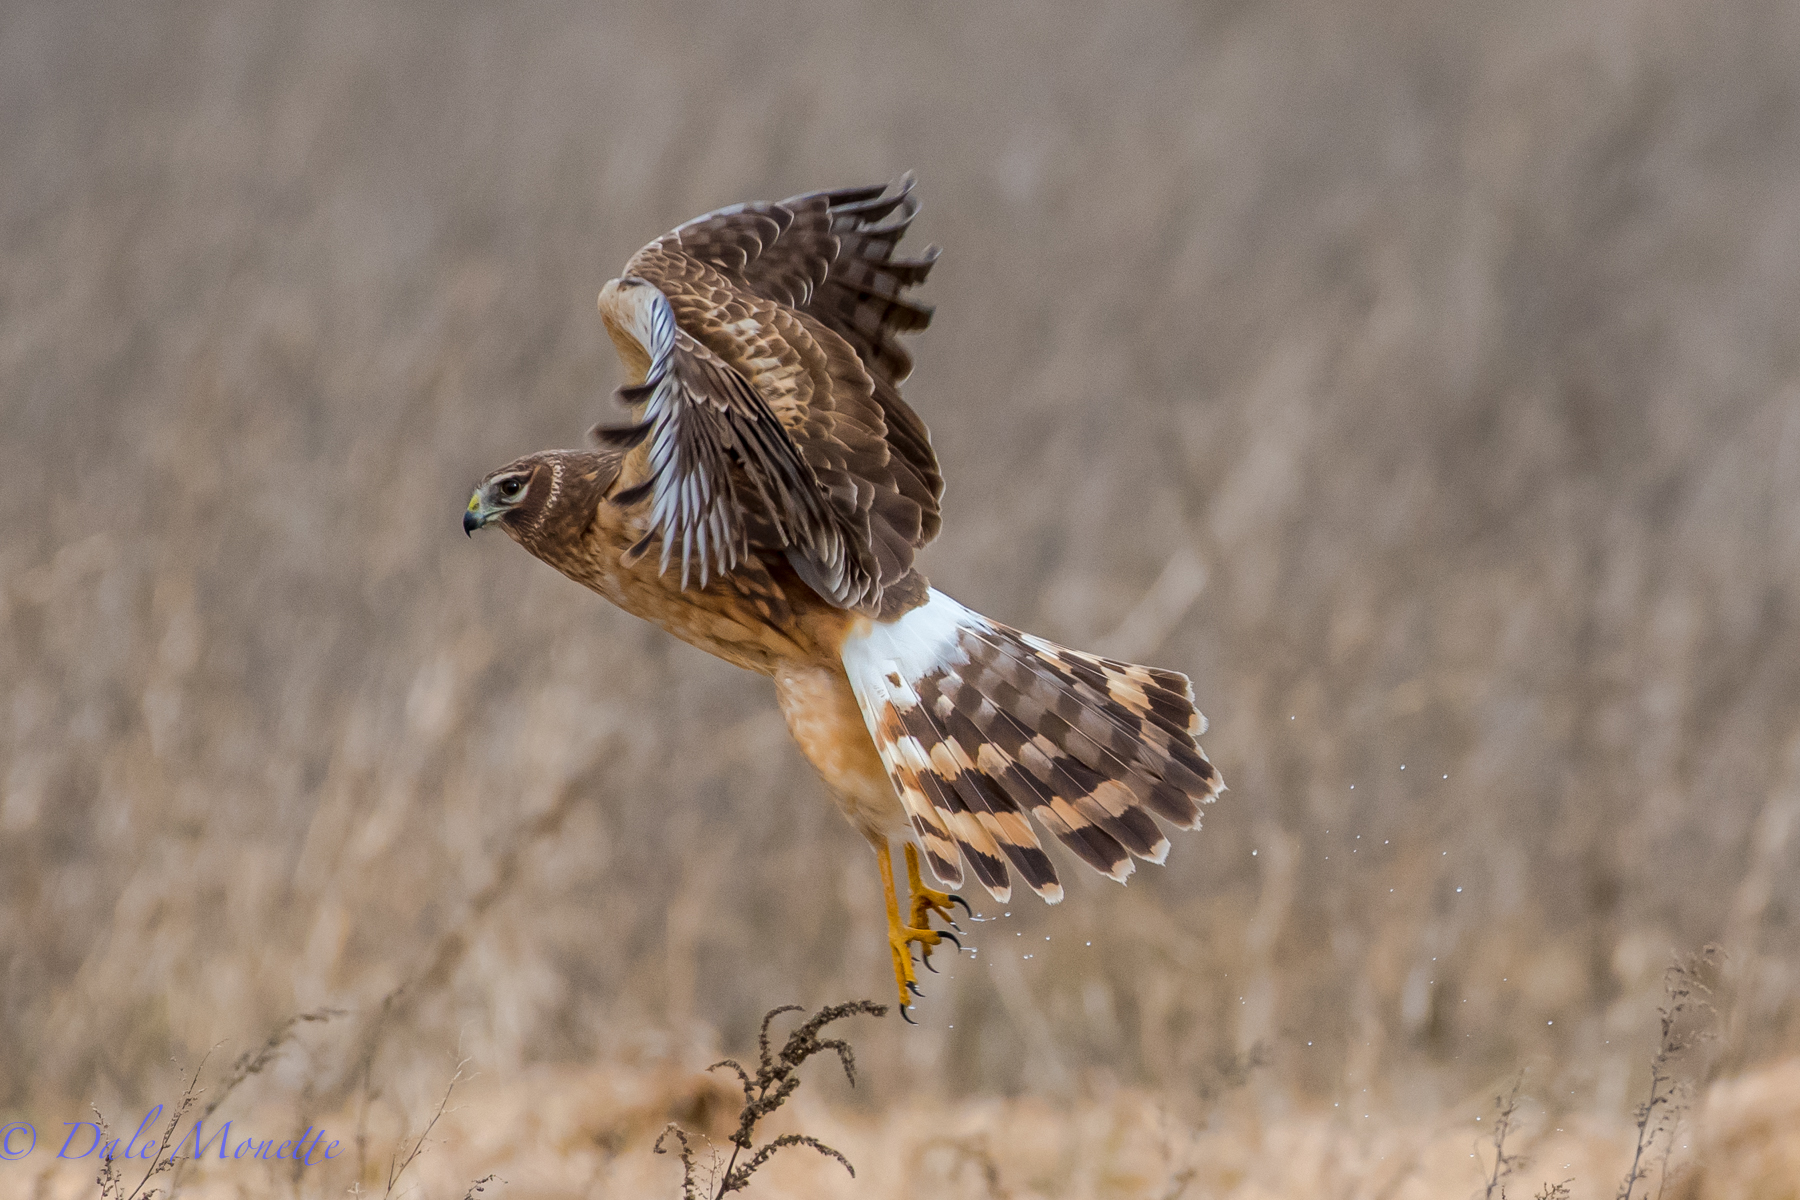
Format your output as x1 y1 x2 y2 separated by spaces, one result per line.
465 176 1224 1016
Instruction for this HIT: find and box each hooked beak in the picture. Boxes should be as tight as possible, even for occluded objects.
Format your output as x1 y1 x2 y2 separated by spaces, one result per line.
464 489 495 536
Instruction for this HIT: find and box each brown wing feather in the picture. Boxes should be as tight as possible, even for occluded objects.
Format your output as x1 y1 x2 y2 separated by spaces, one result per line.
608 177 945 613
637 176 939 390
624 176 943 547
768 179 945 548
594 287 852 595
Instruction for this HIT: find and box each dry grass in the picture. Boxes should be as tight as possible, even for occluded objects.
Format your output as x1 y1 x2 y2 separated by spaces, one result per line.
19 1048 1800 1199
4 0 1800 1195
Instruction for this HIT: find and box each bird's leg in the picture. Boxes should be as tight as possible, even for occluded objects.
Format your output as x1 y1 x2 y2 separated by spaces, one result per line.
878 841 957 1019
905 843 971 966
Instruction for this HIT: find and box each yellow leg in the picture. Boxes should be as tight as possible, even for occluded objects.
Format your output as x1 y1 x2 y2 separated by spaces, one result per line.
905 843 970 940
878 841 962 1020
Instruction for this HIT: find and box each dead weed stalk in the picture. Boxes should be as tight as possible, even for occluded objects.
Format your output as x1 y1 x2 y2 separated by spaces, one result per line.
380 1056 471 1199
1482 1072 1526 1200
656 999 886 1198
1616 947 1719 1200
92 1055 207 1200
199 1007 345 1122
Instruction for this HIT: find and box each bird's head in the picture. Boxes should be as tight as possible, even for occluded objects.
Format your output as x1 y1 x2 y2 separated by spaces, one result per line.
464 450 622 543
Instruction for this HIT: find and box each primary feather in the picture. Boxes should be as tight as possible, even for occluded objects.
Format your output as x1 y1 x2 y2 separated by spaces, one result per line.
596 175 943 615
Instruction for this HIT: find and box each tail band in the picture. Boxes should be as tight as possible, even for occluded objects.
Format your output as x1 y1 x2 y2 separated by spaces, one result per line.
842 590 1223 902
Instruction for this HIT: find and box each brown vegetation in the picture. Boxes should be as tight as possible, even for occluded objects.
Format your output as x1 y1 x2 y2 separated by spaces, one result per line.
3 0 1799 1196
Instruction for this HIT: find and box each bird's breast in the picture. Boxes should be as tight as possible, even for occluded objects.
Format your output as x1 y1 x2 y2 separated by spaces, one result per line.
524 508 852 676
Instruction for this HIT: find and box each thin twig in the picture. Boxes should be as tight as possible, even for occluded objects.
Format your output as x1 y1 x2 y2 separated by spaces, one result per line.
200 1008 344 1122
1617 947 1718 1200
92 1052 211 1200
1484 1072 1526 1200
383 1058 469 1199
460 1173 502 1200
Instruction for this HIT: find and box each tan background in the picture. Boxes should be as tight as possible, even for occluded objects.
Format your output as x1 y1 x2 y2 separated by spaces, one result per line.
3 1 1799 1195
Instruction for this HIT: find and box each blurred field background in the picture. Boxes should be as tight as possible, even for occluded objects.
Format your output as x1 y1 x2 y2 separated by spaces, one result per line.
4 1 1800 1196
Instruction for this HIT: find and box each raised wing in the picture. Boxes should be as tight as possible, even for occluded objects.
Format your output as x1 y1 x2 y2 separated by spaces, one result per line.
598 177 945 614
658 176 940 389
596 284 868 601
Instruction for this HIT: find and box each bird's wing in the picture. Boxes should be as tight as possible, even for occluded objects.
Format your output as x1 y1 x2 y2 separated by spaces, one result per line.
663 176 939 386
599 179 944 612
595 285 859 597
629 177 943 546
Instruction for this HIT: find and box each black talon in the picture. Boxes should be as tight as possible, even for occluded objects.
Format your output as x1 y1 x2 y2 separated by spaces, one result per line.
923 954 939 974
906 980 923 998
900 1006 917 1025
938 930 963 952
950 894 974 919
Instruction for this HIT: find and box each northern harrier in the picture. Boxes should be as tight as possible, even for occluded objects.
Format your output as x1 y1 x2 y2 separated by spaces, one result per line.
465 176 1223 1018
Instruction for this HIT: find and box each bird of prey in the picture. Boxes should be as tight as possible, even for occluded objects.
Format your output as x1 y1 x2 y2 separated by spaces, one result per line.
464 176 1223 1018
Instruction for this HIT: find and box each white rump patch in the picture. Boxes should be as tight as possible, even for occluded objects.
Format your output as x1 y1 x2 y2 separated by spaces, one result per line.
841 589 980 722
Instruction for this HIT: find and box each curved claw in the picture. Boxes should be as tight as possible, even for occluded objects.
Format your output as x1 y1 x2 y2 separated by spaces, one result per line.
950 894 974 919
900 1006 917 1025
906 980 923 998
924 954 939 974
938 929 963 952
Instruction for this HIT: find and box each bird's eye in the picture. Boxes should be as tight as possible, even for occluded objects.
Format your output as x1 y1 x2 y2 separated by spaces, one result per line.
497 476 524 499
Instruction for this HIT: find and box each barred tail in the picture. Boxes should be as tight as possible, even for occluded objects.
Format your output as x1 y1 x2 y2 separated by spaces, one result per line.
841 589 1224 903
